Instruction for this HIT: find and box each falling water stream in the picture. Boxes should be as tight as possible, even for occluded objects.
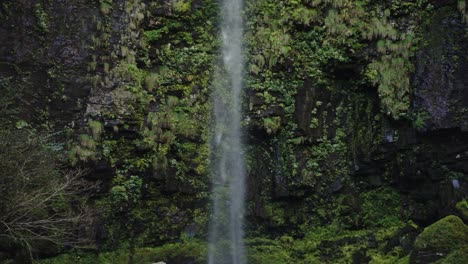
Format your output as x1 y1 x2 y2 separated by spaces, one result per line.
207 0 246 263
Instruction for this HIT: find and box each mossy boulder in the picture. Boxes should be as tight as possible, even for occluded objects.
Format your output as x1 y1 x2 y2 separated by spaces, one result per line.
410 215 468 263
437 245 468 264
456 199 468 222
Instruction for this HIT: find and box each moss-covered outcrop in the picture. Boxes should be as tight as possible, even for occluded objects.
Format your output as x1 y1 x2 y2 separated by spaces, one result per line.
456 199 468 221
438 245 468 264
411 215 468 263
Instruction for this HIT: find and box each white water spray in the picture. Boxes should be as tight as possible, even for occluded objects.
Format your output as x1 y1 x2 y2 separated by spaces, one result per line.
208 0 246 263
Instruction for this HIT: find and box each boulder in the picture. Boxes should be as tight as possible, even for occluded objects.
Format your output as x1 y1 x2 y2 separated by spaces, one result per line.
410 215 468 263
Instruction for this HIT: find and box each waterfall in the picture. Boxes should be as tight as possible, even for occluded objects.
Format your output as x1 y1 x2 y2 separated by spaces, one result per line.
207 0 246 263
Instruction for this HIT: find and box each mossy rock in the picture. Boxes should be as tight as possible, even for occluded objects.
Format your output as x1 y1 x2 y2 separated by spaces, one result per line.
437 245 468 264
34 239 207 264
410 215 468 263
456 199 468 222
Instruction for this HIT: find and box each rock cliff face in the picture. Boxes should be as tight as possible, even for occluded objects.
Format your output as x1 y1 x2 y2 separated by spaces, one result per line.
414 7 468 131
0 0 94 127
1 0 468 263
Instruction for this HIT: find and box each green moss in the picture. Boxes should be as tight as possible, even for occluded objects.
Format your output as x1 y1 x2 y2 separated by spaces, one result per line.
172 0 192 13
396 255 410 264
263 203 287 227
112 63 145 87
456 199 468 220
412 215 468 262
33 253 97 264
360 187 405 228
34 3 49 33
246 237 294 264
34 239 206 264
439 245 468 264
134 239 207 263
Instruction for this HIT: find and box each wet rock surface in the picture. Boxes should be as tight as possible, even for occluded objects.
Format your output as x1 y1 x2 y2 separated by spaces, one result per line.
414 8 468 131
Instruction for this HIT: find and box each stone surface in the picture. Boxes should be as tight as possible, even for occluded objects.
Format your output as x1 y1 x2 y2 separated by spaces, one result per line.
414 8 468 132
411 215 468 263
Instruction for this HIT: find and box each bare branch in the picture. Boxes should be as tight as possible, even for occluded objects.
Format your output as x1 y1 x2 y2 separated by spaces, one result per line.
0 129 98 260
